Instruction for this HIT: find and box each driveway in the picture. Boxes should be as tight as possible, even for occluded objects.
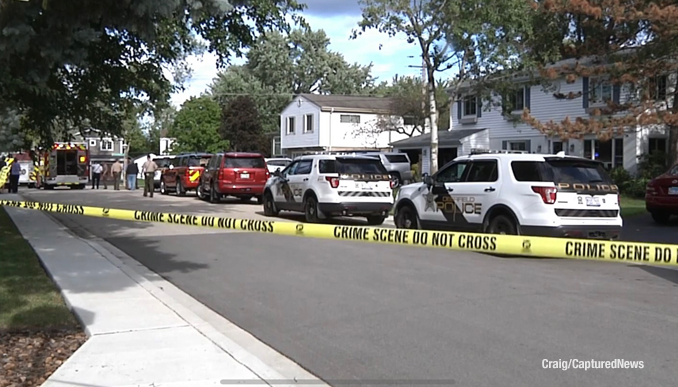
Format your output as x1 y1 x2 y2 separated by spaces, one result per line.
14 188 678 387
621 213 678 244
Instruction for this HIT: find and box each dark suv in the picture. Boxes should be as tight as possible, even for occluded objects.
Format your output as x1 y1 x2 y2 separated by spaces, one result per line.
198 152 269 203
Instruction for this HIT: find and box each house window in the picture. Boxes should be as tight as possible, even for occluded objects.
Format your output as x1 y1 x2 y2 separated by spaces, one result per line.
649 75 667 100
304 114 314 133
403 116 417 126
286 116 295 135
649 138 667 154
100 140 113 151
509 141 527 151
340 114 360 124
589 79 612 105
506 88 525 111
463 95 477 116
584 138 623 169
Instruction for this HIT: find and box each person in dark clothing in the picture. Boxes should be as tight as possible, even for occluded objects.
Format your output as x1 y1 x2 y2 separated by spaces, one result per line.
126 161 139 190
9 158 21 193
0 156 6 170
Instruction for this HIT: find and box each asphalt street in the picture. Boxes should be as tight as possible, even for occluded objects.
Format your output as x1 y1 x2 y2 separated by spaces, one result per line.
16 188 678 387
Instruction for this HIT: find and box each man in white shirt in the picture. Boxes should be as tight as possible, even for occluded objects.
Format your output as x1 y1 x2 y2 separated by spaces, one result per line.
91 162 103 189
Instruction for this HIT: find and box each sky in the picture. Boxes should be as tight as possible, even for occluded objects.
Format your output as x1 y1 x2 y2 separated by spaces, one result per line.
169 0 451 108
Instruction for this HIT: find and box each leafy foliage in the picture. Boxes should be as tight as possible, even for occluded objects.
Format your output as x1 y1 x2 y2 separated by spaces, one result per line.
0 0 305 146
220 96 268 154
169 96 228 153
209 27 377 136
353 0 534 172
516 0 678 163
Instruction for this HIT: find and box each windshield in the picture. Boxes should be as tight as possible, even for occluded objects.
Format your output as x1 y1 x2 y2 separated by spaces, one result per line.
225 157 266 168
188 156 211 167
267 159 291 167
335 158 388 174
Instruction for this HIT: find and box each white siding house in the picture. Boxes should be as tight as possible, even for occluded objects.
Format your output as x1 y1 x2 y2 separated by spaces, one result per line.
448 57 672 175
279 94 413 157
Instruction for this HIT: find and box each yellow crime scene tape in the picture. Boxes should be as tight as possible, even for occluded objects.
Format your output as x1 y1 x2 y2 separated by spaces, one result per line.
1 199 678 267
0 158 15 187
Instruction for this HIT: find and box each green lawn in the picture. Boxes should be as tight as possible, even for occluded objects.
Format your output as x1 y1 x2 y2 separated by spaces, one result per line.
620 197 646 218
0 208 79 331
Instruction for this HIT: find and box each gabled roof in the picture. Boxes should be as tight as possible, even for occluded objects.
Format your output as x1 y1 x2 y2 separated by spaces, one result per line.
298 94 395 114
390 128 487 148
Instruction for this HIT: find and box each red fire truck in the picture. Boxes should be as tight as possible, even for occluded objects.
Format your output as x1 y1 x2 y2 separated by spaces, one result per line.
37 142 89 189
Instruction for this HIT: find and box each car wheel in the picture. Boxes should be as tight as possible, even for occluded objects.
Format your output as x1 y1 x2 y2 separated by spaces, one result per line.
366 215 386 226
488 214 518 235
304 195 320 223
160 180 168 195
177 180 185 196
263 191 279 216
651 211 671 224
197 183 206 200
395 204 420 229
209 182 219 203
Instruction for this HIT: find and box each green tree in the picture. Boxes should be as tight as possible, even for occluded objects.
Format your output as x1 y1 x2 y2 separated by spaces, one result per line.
209 27 377 135
220 96 268 154
353 0 535 173
0 0 305 146
169 96 228 153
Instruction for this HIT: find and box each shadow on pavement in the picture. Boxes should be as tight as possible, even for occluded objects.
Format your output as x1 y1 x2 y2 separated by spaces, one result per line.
635 265 678 286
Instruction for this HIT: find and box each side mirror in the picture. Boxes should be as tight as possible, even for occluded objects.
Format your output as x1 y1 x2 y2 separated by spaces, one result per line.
422 173 432 186
273 168 282 177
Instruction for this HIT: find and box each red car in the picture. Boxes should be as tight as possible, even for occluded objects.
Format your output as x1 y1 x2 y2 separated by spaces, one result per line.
645 163 678 223
197 152 269 203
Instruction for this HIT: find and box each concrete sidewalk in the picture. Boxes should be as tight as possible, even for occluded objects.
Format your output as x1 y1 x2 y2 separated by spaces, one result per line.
4 194 323 387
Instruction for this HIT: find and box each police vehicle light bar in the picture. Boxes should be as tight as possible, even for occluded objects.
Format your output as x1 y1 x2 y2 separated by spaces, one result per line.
469 148 529 155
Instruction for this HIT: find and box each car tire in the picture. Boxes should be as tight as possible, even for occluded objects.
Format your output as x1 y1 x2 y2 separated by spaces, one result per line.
209 182 219 204
160 180 168 195
651 211 671 224
304 195 320 223
197 183 206 200
395 205 420 229
366 215 386 226
488 214 519 235
263 191 279 216
177 180 185 196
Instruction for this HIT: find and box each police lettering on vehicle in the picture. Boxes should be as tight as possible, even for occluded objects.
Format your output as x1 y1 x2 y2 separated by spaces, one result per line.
339 173 391 181
557 183 619 193
293 188 303 197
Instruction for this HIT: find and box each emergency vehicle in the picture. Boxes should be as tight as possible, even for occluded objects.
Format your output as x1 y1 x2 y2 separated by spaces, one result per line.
37 142 89 189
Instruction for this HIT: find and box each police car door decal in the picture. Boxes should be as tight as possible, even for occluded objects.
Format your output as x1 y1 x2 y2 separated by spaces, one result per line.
420 161 473 227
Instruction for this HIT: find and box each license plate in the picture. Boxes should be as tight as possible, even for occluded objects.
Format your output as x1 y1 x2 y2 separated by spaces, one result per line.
357 182 374 190
669 187 678 195
241 173 250 179
585 197 600 207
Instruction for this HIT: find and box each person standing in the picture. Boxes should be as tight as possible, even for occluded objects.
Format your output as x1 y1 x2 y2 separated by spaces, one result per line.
9 158 21 193
126 160 139 191
91 161 103 189
111 159 123 190
141 155 157 197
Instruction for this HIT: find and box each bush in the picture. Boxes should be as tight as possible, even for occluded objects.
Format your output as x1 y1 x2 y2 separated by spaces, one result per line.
608 152 669 199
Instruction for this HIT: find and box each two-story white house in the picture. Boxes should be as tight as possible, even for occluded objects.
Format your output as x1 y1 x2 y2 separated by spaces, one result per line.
393 55 672 175
279 94 414 157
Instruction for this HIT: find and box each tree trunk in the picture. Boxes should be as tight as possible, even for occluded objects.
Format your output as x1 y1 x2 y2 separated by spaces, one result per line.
427 68 439 174
669 74 678 167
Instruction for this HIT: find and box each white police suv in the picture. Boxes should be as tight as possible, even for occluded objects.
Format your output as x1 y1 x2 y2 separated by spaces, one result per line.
262 154 397 225
393 150 623 240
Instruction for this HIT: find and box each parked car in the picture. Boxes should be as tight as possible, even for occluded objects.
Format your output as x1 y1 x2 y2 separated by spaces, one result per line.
197 152 269 203
265 157 292 174
152 156 175 189
160 152 212 196
358 152 412 186
645 163 678 223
